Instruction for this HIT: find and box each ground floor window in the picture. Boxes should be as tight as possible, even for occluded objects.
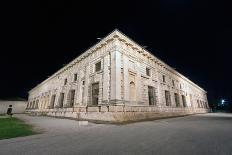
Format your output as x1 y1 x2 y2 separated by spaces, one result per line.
50 95 56 109
182 95 187 107
58 93 64 108
165 90 171 106
174 93 180 107
92 83 99 105
67 90 75 107
148 86 156 105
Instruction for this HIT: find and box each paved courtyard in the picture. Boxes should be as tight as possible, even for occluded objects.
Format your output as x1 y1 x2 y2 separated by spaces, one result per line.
0 113 231 155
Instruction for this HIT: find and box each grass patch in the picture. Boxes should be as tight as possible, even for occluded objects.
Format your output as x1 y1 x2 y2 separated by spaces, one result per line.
0 117 36 140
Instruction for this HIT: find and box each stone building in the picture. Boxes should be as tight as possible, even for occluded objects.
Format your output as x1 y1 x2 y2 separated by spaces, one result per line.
26 29 210 122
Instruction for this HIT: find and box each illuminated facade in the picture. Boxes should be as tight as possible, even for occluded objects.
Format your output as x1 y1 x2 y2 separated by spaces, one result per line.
27 30 209 121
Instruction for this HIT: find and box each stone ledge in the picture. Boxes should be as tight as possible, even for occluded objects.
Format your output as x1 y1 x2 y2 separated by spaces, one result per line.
26 110 210 124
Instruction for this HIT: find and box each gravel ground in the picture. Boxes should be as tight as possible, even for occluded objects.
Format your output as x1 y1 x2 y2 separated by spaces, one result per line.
0 113 231 155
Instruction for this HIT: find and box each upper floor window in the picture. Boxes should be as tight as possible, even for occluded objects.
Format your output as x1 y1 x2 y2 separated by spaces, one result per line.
162 75 166 83
180 84 182 89
64 78 67 85
146 67 151 76
74 73 77 81
172 80 175 86
95 61 101 72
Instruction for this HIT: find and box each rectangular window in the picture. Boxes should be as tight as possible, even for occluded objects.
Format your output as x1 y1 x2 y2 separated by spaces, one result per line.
64 78 67 85
92 83 99 105
162 75 166 83
197 100 200 107
172 80 175 86
59 93 64 108
165 90 171 106
174 93 180 107
74 73 77 81
95 61 101 72
50 95 56 109
69 90 75 107
146 67 151 76
182 95 187 107
148 86 156 105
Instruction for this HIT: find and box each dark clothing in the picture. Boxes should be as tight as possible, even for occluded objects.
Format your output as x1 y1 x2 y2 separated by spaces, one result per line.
7 108 12 115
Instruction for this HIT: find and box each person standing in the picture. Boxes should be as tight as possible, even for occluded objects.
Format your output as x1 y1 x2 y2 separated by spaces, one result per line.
7 105 13 117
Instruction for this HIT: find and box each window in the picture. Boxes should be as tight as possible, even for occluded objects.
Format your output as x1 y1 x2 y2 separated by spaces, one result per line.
174 93 180 107
92 83 99 105
197 100 200 107
58 93 64 108
146 67 151 76
165 90 171 106
172 80 175 86
180 84 182 89
32 101 35 109
95 61 101 72
68 90 75 107
148 86 156 105
50 95 56 109
64 78 67 85
182 95 187 107
205 102 208 108
162 75 166 83
74 73 77 81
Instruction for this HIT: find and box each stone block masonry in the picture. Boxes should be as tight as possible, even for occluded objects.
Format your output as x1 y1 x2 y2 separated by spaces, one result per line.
26 29 210 122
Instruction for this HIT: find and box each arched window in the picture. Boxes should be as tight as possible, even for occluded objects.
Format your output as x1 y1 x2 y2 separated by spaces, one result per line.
129 81 136 101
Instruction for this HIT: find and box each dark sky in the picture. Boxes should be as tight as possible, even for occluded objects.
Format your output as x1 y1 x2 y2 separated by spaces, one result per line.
1 0 231 104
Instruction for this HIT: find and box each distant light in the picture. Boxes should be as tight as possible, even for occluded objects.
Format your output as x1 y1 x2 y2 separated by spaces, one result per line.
221 99 225 105
97 38 102 40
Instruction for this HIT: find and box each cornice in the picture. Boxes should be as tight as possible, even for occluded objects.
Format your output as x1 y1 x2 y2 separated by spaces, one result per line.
29 29 206 94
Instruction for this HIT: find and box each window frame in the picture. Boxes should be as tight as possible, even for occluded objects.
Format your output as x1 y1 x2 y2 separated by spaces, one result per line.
64 78 67 85
162 75 166 83
95 61 101 72
146 67 151 77
74 73 77 82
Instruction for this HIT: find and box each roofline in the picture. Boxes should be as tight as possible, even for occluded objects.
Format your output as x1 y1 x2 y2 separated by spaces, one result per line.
29 29 119 93
29 28 207 94
114 29 207 93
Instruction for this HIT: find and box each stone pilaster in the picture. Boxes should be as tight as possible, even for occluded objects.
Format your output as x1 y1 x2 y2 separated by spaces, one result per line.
110 49 122 104
84 65 90 106
102 53 110 103
136 61 142 104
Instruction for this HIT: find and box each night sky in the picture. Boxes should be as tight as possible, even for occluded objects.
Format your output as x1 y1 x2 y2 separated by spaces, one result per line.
1 1 231 105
